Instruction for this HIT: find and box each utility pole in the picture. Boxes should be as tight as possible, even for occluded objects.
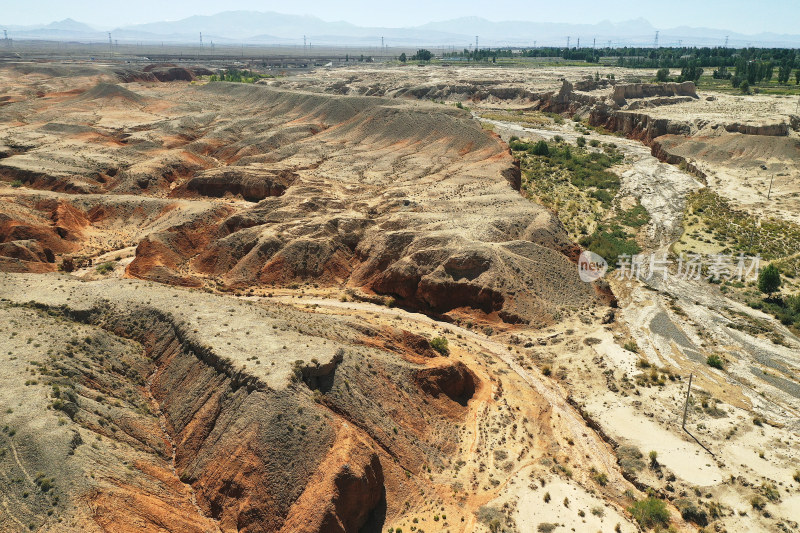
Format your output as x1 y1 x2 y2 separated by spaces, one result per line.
681 373 693 428
767 173 775 200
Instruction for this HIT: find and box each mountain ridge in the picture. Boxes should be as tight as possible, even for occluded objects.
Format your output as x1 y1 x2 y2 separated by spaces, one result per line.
3 10 799 47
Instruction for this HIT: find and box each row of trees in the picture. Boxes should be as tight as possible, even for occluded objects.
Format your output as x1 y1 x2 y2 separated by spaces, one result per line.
654 61 704 83
444 45 798 71
208 69 262 83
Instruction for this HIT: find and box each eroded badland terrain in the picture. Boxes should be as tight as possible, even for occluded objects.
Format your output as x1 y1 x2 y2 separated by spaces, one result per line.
1 58 799 533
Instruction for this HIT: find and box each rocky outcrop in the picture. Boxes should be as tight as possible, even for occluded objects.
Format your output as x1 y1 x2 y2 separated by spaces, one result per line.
650 138 709 181
612 82 698 105
723 122 789 136
186 168 297 201
1 275 481 533
535 80 600 114
125 84 598 325
0 239 56 272
414 361 477 407
626 96 696 110
589 107 692 144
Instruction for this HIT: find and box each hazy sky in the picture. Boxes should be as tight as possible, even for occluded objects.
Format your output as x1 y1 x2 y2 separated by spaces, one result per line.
3 0 797 34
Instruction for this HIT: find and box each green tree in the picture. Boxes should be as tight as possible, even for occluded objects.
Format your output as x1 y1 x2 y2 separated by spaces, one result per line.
411 49 433 61
758 264 781 297
796 70 800 85
529 140 550 156
399 52 407 63
740 80 750 94
656 68 670 82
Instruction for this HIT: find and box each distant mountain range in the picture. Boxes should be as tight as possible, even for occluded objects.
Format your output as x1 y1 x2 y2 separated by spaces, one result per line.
2 12 800 48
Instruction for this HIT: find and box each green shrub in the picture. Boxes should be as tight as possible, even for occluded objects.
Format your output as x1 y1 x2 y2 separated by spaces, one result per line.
758 264 781 297
618 445 646 473
10 180 23 188
430 337 449 356
528 140 550 156
675 499 708 526
579 224 640 269
95 262 115 275
592 471 609 486
629 498 670 529
750 495 766 510
707 354 724 369
649 450 658 467
624 340 640 353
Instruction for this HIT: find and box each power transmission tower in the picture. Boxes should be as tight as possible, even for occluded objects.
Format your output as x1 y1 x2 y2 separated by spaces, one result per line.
381 36 384 56
567 36 570 49
724 35 729 48
654 30 659 48
577 37 580 49
593 37 596 50
108 32 113 54
475 35 479 50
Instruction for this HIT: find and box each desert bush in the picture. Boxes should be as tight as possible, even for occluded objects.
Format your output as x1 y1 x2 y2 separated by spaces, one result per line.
706 354 724 369
95 262 115 275
430 336 449 356
618 445 646 473
624 341 640 354
675 499 708 526
750 495 766 510
649 450 659 467
592 470 609 486
629 498 670 529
